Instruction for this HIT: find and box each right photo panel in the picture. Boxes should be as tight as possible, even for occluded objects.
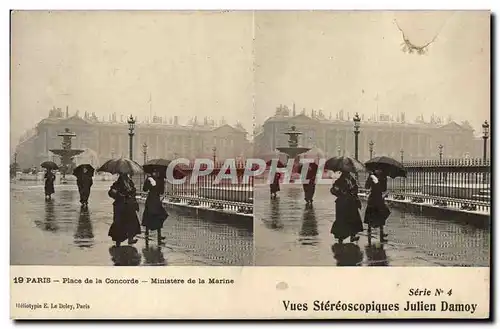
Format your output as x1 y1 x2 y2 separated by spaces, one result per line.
253 11 491 267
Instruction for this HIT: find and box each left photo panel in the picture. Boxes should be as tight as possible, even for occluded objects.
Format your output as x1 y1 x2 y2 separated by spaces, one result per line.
10 10 255 266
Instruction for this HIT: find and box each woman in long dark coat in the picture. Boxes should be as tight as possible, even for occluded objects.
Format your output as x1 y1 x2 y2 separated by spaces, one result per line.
330 170 363 243
270 172 281 198
108 173 141 247
303 164 318 204
364 169 391 242
142 170 168 245
44 169 55 200
77 167 93 207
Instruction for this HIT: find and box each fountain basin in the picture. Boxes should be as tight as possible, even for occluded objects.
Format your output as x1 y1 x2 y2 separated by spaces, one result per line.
276 147 311 159
49 149 85 157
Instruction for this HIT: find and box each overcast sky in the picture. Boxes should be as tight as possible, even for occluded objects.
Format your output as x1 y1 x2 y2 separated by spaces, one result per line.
11 11 490 150
254 11 490 134
11 10 254 149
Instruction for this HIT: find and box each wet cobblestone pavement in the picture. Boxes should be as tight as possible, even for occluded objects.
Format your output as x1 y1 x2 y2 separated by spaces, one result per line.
11 181 253 266
254 184 490 266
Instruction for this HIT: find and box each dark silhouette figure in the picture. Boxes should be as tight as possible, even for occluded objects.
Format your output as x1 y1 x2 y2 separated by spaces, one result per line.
270 172 281 198
108 174 141 247
108 246 141 266
302 163 318 204
74 208 94 248
299 204 319 245
330 171 363 243
142 171 168 245
76 168 93 208
364 169 391 242
331 243 363 266
44 170 55 200
365 243 389 266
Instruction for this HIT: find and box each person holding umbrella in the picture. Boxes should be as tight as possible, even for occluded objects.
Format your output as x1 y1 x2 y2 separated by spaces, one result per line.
74 164 94 208
364 156 406 243
364 169 391 242
141 168 168 245
98 158 143 247
142 158 186 245
324 156 365 244
265 157 285 199
270 172 281 198
44 169 56 200
302 163 318 205
41 161 58 200
330 170 364 243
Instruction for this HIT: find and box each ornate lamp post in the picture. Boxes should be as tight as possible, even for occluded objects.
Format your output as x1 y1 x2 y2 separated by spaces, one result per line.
482 120 489 161
400 149 404 163
111 149 115 159
127 115 136 160
368 140 374 159
353 113 361 160
438 144 443 162
142 142 148 164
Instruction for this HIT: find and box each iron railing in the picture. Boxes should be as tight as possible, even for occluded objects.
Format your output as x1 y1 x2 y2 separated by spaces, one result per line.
153 161 254 214
359 158 491 213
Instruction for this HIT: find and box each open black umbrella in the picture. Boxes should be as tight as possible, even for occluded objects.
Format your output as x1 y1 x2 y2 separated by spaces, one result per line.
41 161 59 170
73 164 95 177
143 158 187 179
365 156 406 178
324 156 365 173
97 158 143 175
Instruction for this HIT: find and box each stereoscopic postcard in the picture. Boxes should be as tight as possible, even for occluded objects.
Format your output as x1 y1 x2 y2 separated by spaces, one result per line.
10 9 491 320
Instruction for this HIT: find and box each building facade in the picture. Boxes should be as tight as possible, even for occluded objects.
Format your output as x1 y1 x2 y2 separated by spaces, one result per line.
15 107 251 169
254 105 483 162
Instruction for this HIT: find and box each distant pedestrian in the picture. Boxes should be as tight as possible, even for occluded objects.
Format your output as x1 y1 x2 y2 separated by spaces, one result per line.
330 170 363 243
364 169 390 242
44 169 55 200
108 173 141 247
303 163 318 204
76 167 93 208
270 172 281 198
141 170 168 245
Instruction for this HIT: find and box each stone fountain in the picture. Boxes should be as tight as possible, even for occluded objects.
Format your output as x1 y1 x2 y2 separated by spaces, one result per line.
276 125 311 160
49 128 85 184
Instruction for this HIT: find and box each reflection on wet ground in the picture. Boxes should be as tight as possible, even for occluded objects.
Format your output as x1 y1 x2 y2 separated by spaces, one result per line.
11 181 253 266
255 184 490 266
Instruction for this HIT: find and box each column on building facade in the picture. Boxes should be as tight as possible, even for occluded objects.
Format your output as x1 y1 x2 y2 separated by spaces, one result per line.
107 131 111 157
343 128 348 155
164 134 168 158
110 133 115 156
391 131 397 157
416 133 421 158
154 132 161 158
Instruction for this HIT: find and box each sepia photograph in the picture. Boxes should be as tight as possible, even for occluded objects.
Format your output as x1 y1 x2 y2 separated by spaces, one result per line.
253 11 491 267
8 8 493 320
10 11 255 267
